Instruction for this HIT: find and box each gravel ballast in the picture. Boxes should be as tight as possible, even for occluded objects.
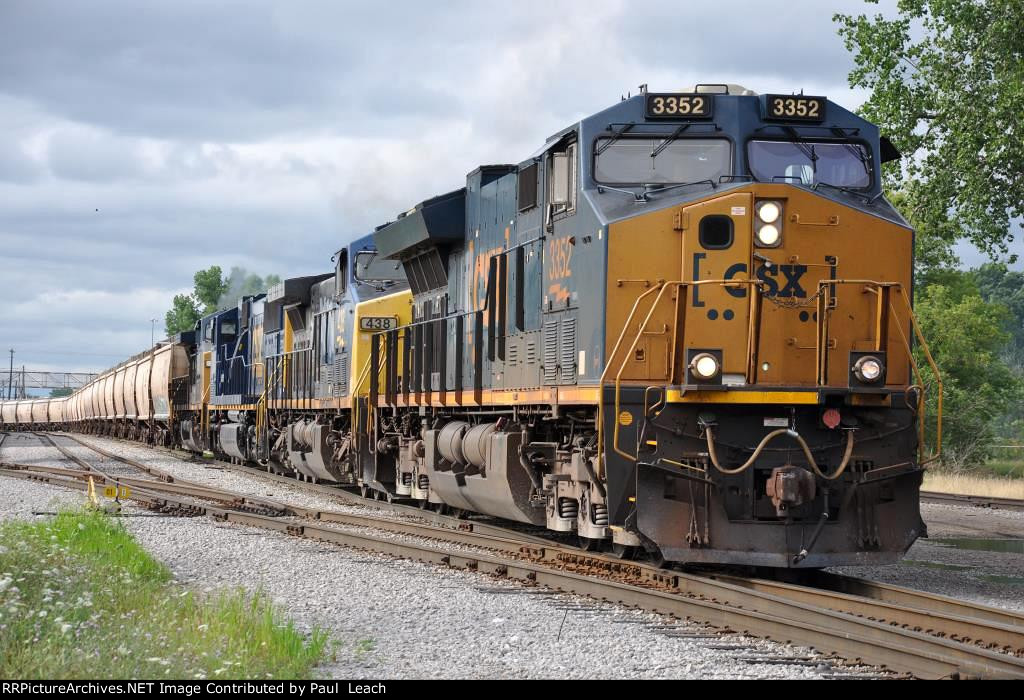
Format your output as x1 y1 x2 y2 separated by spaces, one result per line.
11 432 1023 678
55 434 1024 616
0 434 893 680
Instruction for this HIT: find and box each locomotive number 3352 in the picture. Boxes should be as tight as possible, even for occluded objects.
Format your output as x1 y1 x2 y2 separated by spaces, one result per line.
646 94 708 117
766 95 825 121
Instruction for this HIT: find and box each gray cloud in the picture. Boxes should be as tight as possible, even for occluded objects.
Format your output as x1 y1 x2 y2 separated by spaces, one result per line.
1 0 911 374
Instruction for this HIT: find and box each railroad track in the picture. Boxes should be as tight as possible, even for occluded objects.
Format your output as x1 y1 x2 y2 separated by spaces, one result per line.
921 490 1024 513
2 431 1024 679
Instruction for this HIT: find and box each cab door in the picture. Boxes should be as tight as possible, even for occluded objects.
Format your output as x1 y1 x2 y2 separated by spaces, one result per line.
680 193 753 383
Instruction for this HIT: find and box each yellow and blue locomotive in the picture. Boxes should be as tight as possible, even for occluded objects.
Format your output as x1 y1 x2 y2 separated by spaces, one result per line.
362 84 939 567
2 84 940 569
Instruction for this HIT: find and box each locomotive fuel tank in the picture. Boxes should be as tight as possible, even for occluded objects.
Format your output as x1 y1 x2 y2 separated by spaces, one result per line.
424 422 545 525
287 420 352 483
218 421 249 461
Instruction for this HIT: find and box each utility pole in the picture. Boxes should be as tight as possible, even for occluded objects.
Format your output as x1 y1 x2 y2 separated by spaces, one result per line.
7 349 12 400
151 318 157 347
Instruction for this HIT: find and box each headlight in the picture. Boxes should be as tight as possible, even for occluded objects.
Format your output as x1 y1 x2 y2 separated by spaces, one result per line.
853 356 884 383
757 201 781 224
690 353 721 380
756 224 780 246
755 200 783 247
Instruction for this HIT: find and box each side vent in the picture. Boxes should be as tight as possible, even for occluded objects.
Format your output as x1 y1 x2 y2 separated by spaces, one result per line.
560 317 577 385
335 353 350 397
507 340 519 367
542 317 578 386
542 320 559 384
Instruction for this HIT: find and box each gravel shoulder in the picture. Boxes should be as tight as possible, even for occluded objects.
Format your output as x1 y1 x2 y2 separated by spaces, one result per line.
16 433 1021 677
1 437 889 680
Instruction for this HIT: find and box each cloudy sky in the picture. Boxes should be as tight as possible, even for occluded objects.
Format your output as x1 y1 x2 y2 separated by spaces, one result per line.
0 0 964 383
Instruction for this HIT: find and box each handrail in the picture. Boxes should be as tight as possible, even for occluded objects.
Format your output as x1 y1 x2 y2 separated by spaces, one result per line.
602 279 765 463
892 284 943 464
601 277 941 470
596 283 665 477
357 333 398 455
812 280 942 465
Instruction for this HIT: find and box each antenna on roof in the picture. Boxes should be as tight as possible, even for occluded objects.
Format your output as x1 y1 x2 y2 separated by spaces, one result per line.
638 83 648 95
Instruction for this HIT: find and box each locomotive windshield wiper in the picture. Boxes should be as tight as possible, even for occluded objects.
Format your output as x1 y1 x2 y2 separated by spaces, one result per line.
642 178 717 197
596 178 717 202
650 123 691 158
596 184 649 203
812 181 873 204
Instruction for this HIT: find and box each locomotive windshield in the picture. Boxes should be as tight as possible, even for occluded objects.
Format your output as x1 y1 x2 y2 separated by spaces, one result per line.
593 138 730 185
748 140 871 189
353 250 406 286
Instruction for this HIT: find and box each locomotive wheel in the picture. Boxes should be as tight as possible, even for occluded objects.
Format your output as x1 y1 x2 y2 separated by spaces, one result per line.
359 484 368 498
578 536 602 552
417 499 428 509
610 543 637 560
431 502 447 515
372 489 382 501
384 492 394 504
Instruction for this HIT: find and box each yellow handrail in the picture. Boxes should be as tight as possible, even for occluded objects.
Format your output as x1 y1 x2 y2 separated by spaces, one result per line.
596 283 666 476
353 334 393 453
893 284 943 464
812 280 943 465
600 279 764 464
599 277 941 470
255 357 289 454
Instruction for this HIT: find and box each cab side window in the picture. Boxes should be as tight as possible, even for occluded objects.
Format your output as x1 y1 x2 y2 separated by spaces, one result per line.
335 249 348 297
547 139 577 226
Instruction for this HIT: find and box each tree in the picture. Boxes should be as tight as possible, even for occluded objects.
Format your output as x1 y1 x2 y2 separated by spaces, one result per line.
972 264 1024 448
164 267 280 336
193 266 229 314
215 268 281 311
914 279 1021 468
164 293 200 336
835 1 1023 265
49 387 72 398
973 263 1024 368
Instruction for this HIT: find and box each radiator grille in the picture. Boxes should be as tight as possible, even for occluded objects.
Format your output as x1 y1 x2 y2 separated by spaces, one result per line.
333 353 350 396
559 317 577 385
542 320 559 384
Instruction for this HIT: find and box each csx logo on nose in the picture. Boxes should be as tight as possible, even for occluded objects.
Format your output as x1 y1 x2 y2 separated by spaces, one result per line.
720 262 807 298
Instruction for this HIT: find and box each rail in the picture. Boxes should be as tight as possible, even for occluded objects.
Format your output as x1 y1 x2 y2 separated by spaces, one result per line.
8 433 1024 679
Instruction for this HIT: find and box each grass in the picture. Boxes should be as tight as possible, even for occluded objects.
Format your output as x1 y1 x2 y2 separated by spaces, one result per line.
354 638 375 658
981 459 1024 479
923 470 1024 500
0 508 328 679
